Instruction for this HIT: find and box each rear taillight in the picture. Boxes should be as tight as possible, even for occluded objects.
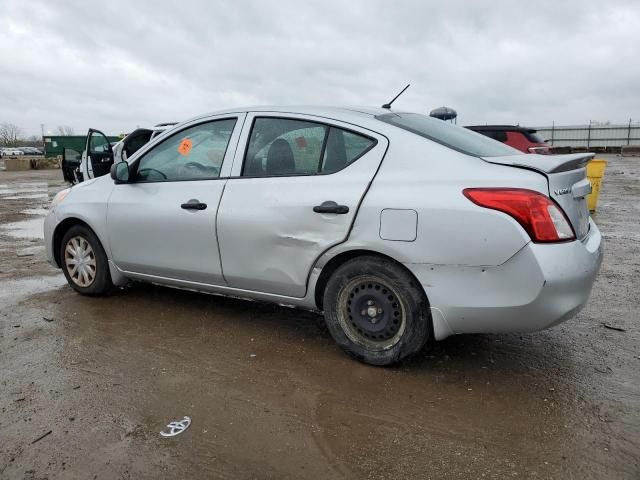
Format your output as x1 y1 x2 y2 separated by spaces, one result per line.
463 188 575 243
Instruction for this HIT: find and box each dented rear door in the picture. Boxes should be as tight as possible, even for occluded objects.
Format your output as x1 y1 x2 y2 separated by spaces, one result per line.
217 112 388 298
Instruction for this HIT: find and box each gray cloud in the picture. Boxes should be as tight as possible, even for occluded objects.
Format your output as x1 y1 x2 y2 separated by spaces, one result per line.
1 0 638 136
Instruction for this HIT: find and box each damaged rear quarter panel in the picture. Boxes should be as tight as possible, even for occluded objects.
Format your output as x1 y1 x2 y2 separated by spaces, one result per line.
320 131 549 268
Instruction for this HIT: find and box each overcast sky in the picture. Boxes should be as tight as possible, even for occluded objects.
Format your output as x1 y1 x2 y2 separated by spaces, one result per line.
1 0 639 137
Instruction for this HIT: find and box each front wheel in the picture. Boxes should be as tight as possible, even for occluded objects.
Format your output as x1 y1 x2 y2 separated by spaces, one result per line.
323 256 431 366
60 225 114 296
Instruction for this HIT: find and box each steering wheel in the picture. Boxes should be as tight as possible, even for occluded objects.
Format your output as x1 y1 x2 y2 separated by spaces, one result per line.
137 167 167 180
182 161 208 170
181 161 220 177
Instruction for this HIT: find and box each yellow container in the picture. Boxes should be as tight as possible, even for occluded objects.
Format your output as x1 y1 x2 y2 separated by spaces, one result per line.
586 159 607 212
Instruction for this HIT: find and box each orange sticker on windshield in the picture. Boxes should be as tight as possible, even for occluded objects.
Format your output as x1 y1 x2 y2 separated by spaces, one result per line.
178 138 192 156
295 136 307 148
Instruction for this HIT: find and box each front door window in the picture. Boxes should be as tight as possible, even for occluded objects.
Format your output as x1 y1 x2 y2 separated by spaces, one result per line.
135 119 237 182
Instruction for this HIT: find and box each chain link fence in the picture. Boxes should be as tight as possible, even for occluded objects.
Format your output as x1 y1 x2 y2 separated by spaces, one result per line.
535 121 640 148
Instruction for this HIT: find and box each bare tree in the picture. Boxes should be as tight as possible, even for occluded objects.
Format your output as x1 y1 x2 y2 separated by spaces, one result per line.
56 125 75 136
0 123 23 147
24 135 42 148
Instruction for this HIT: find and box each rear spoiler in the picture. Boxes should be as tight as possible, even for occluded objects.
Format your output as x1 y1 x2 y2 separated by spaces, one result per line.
482 153 595 174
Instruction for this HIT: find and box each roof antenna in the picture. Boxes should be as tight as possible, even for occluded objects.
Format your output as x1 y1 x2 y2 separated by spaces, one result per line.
382 84 410 109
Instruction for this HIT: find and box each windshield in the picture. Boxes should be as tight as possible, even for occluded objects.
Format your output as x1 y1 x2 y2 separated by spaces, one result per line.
377 113 520 157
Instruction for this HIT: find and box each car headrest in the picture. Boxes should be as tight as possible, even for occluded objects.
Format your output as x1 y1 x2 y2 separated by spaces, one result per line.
266 139 295 175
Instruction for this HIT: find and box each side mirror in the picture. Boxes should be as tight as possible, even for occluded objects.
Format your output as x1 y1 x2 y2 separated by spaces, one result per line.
110 161 130 183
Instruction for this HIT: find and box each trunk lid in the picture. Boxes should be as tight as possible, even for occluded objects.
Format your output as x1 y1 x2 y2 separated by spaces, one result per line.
483 153 594 239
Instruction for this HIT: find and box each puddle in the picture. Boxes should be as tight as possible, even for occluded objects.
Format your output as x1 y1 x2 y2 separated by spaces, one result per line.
21 208 48 216
2 194 49 200
1 217 45 239
16 245 45 257
0 189 45 195
0 183 48 195
0 275 67 305
0 182 50 200
4 182 48 187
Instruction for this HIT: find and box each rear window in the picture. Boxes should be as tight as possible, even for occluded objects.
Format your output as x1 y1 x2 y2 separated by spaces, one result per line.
473 129 507 143
377 113 519 157
524 131 546 143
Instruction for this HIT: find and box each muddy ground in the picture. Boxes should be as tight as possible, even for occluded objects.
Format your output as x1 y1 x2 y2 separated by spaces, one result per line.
0 156 638 479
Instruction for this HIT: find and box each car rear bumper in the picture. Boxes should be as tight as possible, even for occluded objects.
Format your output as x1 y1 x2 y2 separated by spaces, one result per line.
407 218 603 340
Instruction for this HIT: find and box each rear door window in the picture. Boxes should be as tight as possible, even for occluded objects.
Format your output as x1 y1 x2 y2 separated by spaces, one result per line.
321 128 375 173
89 130 111 154
524 131 546 143
242 117 376 176
480 130 507 142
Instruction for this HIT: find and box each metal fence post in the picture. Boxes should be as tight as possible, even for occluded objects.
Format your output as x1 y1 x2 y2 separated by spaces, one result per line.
551 121 555 145
587 120 592 149
628 118 632 145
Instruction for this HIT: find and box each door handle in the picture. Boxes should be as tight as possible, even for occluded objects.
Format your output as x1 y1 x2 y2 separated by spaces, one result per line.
181 199 207 210
313 201 349 214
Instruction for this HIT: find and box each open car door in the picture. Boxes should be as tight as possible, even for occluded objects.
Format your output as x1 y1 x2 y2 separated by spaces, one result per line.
61 147 83 184
119 128 153 161
84 128 114 179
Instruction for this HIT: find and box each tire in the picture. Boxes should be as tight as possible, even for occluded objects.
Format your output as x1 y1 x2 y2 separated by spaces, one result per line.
60 224 114 296
323 256 431 366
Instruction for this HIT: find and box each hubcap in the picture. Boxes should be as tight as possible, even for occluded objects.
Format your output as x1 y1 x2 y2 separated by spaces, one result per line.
64 236 97 287
337 276 406 349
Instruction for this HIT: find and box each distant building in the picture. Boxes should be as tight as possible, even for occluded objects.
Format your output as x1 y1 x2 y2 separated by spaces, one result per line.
43 135 120 157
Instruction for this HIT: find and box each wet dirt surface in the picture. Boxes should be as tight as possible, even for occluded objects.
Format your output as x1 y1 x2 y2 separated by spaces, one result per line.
0 159 638 479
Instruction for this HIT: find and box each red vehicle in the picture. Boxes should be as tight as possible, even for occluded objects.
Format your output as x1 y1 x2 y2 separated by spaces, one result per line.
466 125 551 154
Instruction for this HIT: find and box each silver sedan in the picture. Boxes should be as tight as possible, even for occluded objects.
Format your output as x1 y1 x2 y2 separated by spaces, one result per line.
44 107 603 365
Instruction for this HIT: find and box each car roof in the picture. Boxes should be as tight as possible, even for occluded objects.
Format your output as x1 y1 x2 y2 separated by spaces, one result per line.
168 106 420 137
201 105 388 115
184 105 400 125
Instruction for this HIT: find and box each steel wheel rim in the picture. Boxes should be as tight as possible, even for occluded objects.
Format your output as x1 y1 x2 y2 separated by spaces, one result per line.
337 275 407 350
64 236 97 287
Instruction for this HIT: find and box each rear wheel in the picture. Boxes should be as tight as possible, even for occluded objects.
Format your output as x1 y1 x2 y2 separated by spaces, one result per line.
60 225 113 296
323 256 431 366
